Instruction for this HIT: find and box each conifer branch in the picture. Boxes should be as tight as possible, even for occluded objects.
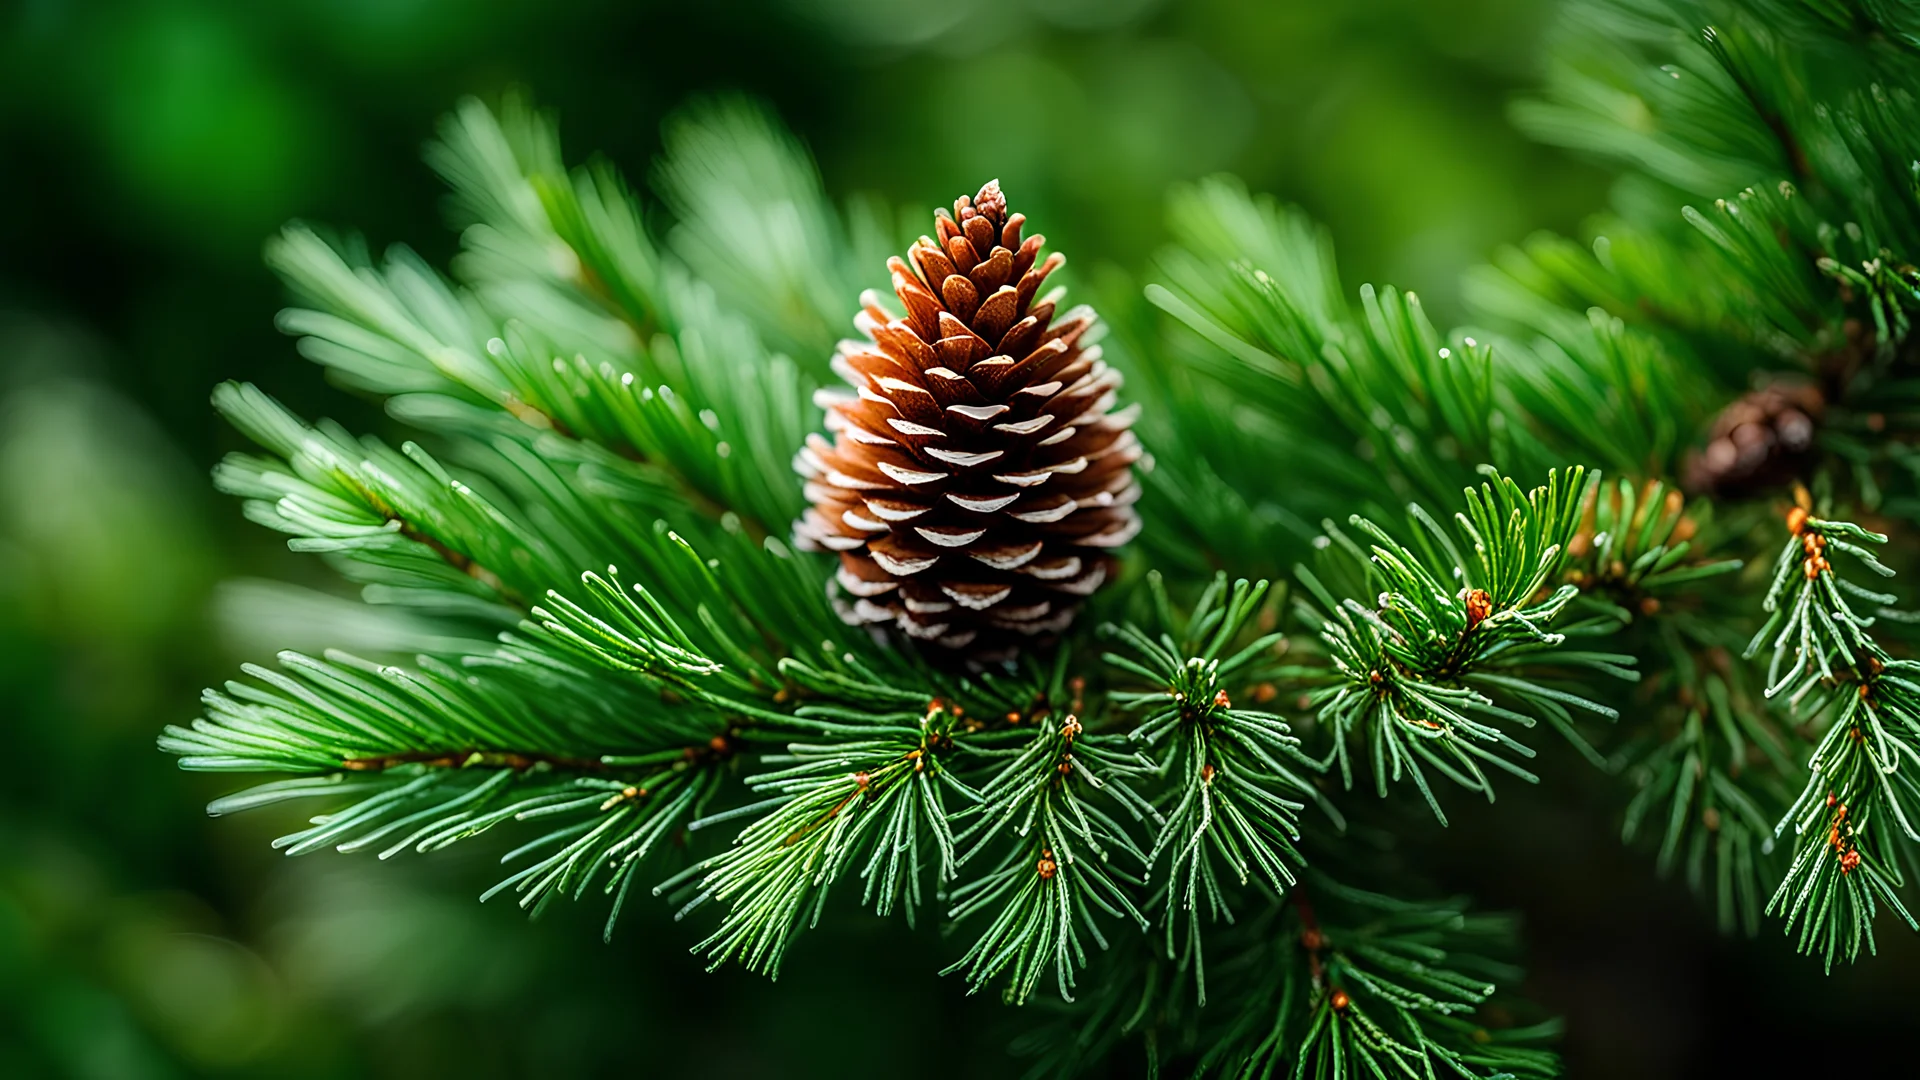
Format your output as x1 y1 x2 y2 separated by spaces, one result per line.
1556 475 1792 927
944 713 1154 1004
1743 500 1920 966
154 11 1920 1068
1102 574 1326 1001
1285 467 1633 821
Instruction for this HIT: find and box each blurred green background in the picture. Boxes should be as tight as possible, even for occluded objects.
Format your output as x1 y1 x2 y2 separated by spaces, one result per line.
4 1 1915 1076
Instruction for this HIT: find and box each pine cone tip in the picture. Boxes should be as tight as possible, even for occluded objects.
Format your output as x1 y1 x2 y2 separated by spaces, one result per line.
968 179 1006 224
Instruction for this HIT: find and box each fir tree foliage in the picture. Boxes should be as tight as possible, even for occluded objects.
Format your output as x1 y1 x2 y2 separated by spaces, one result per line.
944 699 1154 1006
1131 0 1920 978
1197 878 1562 1080
1287 467 1631 823
1146 178 1504 527
1006 874 1561 1080
169 89 1587 1076
1746 501 1920 967
1103 575 1319 1003
1474 0 1920 967
166 0 1920 1071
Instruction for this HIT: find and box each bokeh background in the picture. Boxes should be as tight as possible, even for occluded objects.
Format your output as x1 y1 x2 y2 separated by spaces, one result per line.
3 0 1916 1076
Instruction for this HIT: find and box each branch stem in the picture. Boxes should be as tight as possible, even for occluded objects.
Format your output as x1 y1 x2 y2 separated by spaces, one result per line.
341 748 608 772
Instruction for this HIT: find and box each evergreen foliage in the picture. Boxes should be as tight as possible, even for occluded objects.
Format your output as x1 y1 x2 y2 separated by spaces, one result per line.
164 0 1920 1072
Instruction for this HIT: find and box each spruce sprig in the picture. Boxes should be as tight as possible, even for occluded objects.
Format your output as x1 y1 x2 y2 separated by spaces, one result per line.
162 5 1920 1066
1288 468 1633 822
1746 504 1920 967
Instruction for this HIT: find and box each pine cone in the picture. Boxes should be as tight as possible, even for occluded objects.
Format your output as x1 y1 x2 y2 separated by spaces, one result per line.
794 180 1141 658
1682 377 1824 496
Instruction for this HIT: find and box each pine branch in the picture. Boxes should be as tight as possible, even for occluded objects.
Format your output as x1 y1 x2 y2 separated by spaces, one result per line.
161 24 1920 1067
1491 0 1920 401
215 376 895 700
1286 467 1634 822
1146 178 1500 516
273 96 826 541
1744 500 1920 966
652 97 898 369
339 747 610 773
1453 0 1920 957
1101 574 1330 1003
158 627 741 934
1196 876 1561 1079
1008 871 1560 1079
213 382 541 621
1542 474 1795 932
670 706 967 975
944 713 1154 1004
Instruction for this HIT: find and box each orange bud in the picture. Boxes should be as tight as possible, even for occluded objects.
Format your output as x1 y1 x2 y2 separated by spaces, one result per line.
1464 588 1494 630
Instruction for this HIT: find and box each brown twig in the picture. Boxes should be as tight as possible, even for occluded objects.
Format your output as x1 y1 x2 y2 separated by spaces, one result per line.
339 472 528 610
342 732 743 776
1293 885 1353 1012
1705 26 1814 184
341 747 607 773
1293 885 1327 988
393 521 524 607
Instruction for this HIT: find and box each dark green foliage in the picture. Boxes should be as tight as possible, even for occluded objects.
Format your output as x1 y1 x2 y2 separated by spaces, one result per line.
158 1 1920 1073
1104 575 1323 1001
1474 0 1920 967
1008 873 1559 1080
1744 509 1920 966
945 712 1153 1004
1287 469 1633 821
677 719 960 972
1197 878 1561 1080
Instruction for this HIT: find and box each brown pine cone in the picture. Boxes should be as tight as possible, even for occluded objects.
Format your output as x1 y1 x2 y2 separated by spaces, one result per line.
793 180 1142 658
1682 377 1824 497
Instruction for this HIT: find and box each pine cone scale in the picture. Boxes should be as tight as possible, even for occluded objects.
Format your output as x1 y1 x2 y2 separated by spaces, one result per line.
795 180 1140 658
941 275 980 320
